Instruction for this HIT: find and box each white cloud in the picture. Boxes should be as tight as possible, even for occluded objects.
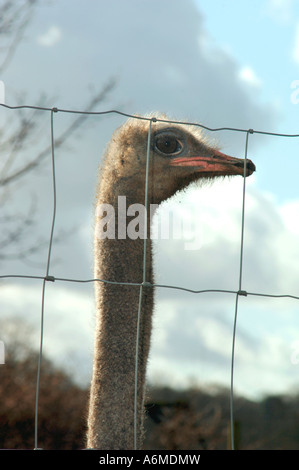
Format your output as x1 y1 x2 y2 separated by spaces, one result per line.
0 283 94 384
238 66 262 88
265 0 293 23
279 200 299 234
37 26 62 47
149 179 299 398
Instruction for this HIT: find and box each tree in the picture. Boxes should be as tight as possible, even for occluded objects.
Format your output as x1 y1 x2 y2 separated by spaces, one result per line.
0 0 116 263
0 0 38 74
0 317 87 449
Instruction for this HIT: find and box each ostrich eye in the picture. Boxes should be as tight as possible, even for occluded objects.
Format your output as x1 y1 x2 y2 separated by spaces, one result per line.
155 134 183 155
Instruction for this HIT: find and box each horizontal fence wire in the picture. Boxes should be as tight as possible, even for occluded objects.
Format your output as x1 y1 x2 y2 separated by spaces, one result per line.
2 272 299 299
1 103 299 450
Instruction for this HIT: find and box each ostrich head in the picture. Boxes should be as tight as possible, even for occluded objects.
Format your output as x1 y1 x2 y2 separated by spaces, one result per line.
100 116 256 205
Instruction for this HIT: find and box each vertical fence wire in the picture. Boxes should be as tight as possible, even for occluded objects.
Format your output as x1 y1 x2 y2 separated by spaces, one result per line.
34 108 58 450
1 103 299 449
134 118 154 450
229 129 252 450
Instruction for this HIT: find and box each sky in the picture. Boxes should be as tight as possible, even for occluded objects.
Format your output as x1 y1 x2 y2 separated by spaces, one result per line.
1 0 299 401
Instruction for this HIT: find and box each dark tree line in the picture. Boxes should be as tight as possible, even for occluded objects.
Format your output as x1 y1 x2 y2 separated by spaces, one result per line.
2 326 299 450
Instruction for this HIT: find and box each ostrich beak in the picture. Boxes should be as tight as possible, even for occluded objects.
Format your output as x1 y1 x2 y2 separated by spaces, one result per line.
170 150 256 177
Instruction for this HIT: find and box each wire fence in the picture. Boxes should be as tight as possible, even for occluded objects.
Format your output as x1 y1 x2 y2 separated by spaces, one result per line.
1 103 299 450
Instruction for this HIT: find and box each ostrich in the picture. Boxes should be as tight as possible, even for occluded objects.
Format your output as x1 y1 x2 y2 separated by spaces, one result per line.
86 115 255 449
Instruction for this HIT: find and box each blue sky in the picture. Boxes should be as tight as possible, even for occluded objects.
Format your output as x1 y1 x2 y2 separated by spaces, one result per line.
196 0 298 109
196 0 299 201
196 0 299 205
1 0 299 400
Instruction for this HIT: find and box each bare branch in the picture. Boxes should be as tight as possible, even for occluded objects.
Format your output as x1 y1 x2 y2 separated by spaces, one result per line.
0 78 116 187
0 0 38 73
0 2 117 263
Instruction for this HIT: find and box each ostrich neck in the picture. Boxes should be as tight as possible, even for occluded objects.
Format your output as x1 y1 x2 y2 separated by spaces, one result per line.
87 180 154 449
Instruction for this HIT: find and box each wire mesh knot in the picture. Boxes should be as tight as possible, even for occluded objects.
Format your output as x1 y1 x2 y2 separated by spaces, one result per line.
141 281 152 288
237 289 248 297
